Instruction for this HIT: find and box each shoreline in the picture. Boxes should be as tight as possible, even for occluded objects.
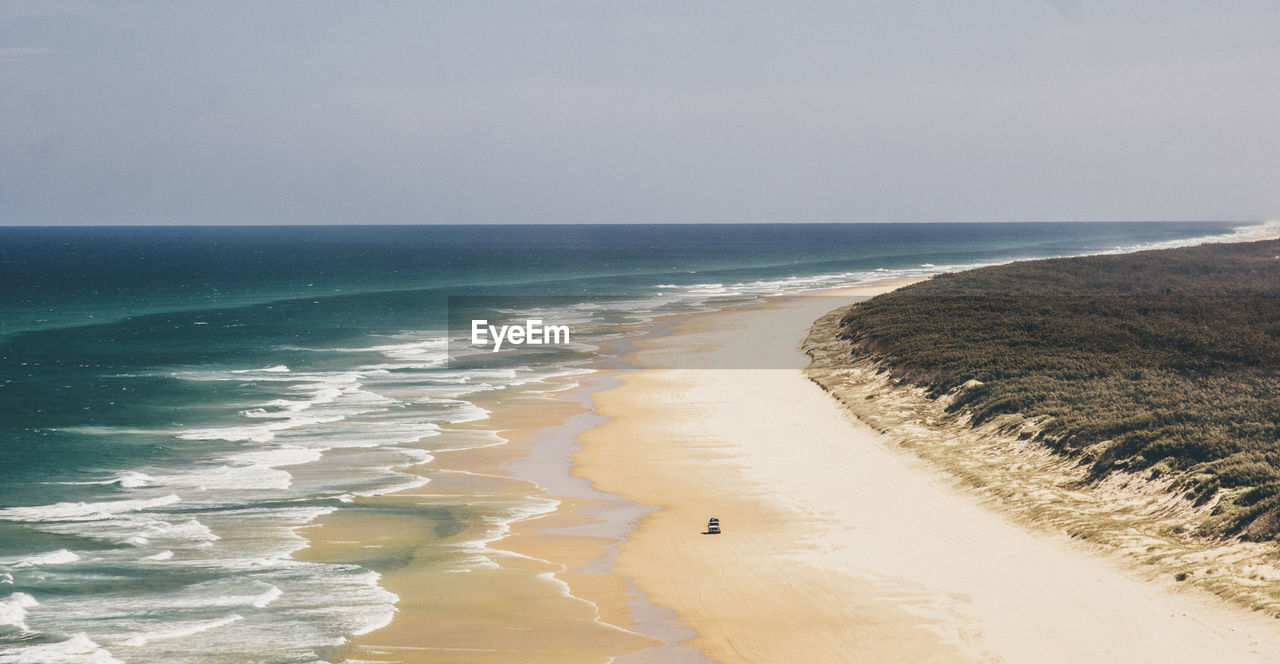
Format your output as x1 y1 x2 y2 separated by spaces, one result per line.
313 284 918 663
570 281 1280 662
300 376 659 663
8 225 1280 662
572 282 983 662
305 226 1280 663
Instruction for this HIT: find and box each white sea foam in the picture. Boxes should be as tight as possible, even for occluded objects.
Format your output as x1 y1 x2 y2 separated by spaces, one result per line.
115 471 153 488
252 584 283 608
0 592 38 631
275 418 444 449
189 506 336 569
333 337 448 355
121 613 244 647
128 447 319 494
429 496 564 575
8 511 216 549
234 445 326 468
344 571 398 636
141 550 174 561
394 448 433 465
185 463 293 491
170 370 300 383
160 446 322 493
146 580 285 611
57 470 155 488
231 365 291 374
351 473 430 498
0 633 124 664
180 370 401 443
326 337 450 370
12 549 80 567
177 414 346 443
0 494 181 523
129 518 219 545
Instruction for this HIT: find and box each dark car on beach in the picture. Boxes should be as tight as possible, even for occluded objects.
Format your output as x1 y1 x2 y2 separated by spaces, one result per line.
707 517 721 534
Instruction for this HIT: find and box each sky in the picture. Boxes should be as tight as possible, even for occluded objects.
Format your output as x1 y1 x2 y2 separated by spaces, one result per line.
1 1 1278 225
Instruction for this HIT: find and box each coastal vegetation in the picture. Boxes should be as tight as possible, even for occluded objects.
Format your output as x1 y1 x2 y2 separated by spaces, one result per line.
836 239 1280 540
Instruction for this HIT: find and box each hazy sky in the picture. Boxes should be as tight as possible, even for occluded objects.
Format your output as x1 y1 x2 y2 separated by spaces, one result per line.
2 1 1278 225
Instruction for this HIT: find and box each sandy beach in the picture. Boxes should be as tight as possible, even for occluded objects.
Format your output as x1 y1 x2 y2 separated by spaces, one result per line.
573 283 1280 663
331 278 1280 663
305 382 660 664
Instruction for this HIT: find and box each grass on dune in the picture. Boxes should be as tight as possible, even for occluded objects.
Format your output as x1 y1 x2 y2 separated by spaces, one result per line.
838 239 1280 541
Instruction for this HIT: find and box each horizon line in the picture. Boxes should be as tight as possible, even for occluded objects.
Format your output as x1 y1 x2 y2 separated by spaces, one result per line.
0 219 1261 229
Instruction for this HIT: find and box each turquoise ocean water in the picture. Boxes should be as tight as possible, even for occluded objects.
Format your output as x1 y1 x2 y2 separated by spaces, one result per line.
0 222 1269 662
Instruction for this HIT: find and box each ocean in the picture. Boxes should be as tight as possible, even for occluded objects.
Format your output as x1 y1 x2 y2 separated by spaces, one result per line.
0 222 1268 663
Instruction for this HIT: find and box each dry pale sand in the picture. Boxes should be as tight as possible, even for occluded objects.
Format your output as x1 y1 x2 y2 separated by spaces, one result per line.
575 283 1280 663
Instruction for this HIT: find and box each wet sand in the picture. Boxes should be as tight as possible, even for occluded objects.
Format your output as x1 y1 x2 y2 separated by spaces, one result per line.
300 382 657 663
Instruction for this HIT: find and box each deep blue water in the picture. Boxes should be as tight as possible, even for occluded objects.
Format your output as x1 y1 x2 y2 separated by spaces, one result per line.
0 221 1261 662
1 222 1246 337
